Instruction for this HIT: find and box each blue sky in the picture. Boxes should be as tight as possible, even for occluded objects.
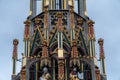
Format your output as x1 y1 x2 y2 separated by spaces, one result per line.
0 0 120 80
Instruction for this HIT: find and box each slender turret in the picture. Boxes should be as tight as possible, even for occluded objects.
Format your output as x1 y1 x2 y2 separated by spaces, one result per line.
24 19 30 57
98 38 107 80
87 20 97 65
12 39 19 80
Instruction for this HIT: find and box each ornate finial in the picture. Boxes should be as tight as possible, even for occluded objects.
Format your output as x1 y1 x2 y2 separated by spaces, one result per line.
69 6 74 13
44 6 49 12
35 17 41 24
98 38 104 45
24 19 30 26
87 20 95 26
13 39 19 46
98 38 104 58
77 17 83 25
88 19 95 40
13 39 19 59
24 19 30 39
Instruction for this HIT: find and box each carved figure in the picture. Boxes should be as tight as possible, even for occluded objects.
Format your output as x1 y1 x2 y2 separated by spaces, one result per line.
40 67 51 80
70 67 79 80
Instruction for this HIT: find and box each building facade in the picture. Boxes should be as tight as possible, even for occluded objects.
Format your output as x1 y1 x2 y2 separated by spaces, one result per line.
11 0 107 80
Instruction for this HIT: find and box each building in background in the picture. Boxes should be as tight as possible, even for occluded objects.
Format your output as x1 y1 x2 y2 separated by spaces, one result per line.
11 0 107 80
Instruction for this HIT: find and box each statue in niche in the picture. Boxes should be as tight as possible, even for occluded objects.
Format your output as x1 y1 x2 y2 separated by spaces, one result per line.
39 67 51 80
70 67 80 80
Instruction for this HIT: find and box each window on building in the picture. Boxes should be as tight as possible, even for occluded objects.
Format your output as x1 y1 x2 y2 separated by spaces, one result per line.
50 0 67 10
36 0 42 15
74 0 78 13
56 0 59 9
